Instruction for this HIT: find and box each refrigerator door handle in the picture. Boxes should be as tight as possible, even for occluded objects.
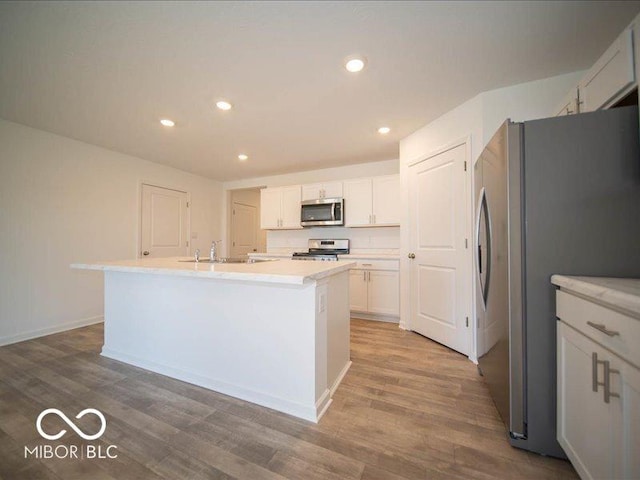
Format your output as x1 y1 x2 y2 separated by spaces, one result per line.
476 188 492 308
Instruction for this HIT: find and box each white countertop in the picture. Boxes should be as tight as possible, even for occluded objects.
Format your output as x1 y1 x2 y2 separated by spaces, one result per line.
249 252 400 260
551 275 640 318
72 257 355 286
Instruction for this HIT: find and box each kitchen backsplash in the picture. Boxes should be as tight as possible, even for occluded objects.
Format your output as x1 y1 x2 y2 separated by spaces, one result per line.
266 226 399 254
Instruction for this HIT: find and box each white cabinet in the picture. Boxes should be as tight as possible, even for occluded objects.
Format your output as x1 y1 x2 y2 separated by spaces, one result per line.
343 174 400 227
554 87 579 117
301 182 343 201
349 259 399 319
578 28 635 112
349 270 368 312
260 186 302 230
555 286 640 480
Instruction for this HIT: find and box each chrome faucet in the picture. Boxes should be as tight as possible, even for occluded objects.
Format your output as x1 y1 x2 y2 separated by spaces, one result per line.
210 240 222 262
194 249 200 263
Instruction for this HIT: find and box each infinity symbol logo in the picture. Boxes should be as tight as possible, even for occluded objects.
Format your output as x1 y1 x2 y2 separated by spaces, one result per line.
36 408 107 440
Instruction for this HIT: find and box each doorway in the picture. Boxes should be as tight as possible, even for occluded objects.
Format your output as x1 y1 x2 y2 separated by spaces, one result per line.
140 183 190 258
228 188 265 258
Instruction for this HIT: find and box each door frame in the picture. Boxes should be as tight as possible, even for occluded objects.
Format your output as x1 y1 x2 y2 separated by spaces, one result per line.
138 181 191 259
400 136 476 362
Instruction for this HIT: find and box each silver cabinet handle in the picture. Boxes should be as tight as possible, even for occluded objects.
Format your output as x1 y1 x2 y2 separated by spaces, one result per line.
368 271 371 282
368 214 372 224
603 360 620 404
587 321 620 337
363 271 366 281
408 253 415 259
362 263 372 266
373 214 376 224
142 251 150 256
592 352 600 392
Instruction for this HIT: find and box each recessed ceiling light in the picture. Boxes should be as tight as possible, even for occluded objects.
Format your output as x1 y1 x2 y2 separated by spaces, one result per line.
378 126 391 134
345 56 366 73
216 100 232 111
160 119 175 127
238 154 248 161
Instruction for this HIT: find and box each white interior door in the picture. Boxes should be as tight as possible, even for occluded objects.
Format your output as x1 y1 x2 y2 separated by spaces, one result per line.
230 202 258 257
140 184 189 258
408 142 471 355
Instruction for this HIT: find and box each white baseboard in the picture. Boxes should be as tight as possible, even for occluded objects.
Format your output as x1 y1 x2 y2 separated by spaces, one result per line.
330 360 352 396
351 312 399 324
0 315 104 347
101 347 324 423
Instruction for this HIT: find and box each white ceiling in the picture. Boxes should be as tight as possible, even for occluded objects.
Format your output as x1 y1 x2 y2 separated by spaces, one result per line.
1 1 639 181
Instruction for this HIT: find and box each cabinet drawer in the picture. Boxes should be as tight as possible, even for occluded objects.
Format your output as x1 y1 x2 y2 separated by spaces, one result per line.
556 290 640 368
349 260 399 271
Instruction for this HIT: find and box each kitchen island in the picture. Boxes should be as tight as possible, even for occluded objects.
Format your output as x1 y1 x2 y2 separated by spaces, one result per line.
71 257 354 422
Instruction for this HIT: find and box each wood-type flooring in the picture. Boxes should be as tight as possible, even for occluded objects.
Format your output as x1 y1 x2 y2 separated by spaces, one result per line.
0 319 577 479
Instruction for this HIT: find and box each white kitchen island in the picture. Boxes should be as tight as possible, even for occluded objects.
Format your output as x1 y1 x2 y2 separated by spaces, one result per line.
71 257 354 422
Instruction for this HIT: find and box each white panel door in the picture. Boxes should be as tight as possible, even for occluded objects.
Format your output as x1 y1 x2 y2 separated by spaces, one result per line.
230 202 258 257
344 178 372 227
322 181 343 199
367 270 400 315
280 186 302 229
349 270 368 312
372 175 400 226
408 143 470 355
260 188 281 229
301 183 323 201
140 184 188 258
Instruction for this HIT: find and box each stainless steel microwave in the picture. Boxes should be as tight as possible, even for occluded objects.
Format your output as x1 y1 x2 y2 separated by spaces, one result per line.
300 198 344 227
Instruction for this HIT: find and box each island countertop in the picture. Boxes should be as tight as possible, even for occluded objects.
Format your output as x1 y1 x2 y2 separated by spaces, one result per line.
72 257 356 285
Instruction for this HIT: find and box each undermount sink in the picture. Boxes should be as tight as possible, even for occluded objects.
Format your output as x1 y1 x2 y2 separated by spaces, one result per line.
179 257 275 264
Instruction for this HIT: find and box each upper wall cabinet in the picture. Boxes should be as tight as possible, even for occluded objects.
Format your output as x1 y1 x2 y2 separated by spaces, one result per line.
301 181 343 201
554 87 579 117
343 174 400 227
578 27 635 112
260 186 302 230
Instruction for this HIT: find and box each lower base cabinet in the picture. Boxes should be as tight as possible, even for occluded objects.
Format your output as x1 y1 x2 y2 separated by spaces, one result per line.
349 260 399 318
556 292 640 480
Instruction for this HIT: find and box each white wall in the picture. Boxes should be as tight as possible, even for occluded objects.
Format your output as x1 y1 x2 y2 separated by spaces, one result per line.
398 71 584 359
222 159 400 256
0 119 224 345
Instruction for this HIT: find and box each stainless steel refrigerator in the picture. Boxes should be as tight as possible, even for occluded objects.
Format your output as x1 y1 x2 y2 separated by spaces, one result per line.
475 105 640 458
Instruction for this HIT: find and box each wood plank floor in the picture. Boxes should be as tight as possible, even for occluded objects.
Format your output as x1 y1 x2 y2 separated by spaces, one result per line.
0 319 577 480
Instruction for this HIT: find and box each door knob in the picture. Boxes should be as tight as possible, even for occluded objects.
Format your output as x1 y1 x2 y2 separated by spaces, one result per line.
408 253 416 259
143 251 150 256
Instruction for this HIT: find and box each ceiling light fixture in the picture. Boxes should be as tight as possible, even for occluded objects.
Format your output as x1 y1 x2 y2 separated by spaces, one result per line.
378 126 391 134
160 119 175 127
238 154 248 161
345 56 366 73
216 100 232 111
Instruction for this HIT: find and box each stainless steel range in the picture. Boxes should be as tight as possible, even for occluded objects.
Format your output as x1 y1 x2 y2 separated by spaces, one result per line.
292 239 349 261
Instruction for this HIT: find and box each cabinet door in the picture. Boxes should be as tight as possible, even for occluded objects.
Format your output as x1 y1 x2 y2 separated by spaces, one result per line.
367 270 399 316
343 178 372 227
349 270 368 312
372 175 400 226
301 184 323 201
554 87 579 116
260 188 282 229
612 357 640 479
280 186 302 229
579 28 635 112
322 181 343 199
557 322 615 480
